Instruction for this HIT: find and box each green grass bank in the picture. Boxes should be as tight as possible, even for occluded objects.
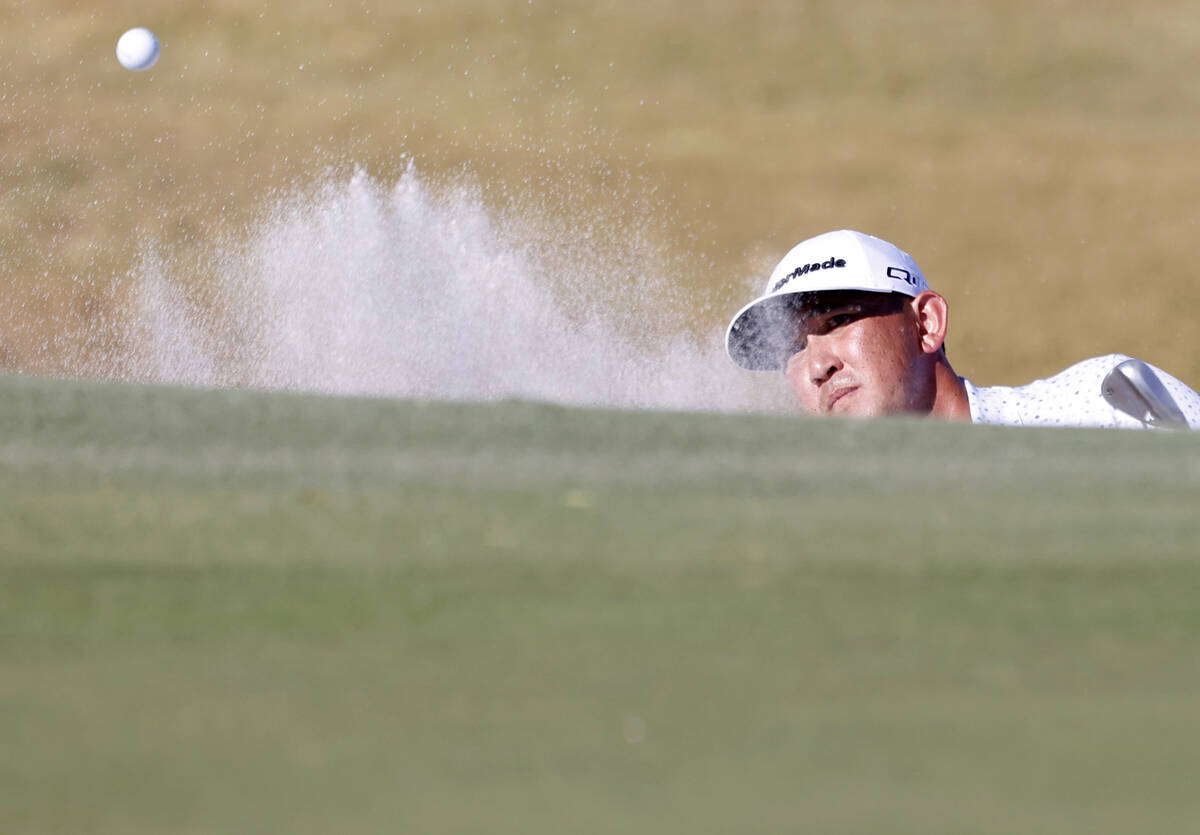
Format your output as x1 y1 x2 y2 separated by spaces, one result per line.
2 375 1200 832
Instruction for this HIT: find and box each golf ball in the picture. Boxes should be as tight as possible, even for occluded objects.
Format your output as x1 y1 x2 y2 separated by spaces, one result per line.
116 27 160 71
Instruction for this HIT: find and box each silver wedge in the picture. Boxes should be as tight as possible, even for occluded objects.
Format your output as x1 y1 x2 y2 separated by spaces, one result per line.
1101 359 1189 429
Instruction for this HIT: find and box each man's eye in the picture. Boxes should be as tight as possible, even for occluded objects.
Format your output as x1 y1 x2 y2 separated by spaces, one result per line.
827 313 855 328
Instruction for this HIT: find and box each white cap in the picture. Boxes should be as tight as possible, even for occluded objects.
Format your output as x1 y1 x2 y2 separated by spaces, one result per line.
725 229 930 370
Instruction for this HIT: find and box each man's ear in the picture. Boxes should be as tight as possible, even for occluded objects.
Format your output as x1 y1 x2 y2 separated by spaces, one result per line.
911 291 949 355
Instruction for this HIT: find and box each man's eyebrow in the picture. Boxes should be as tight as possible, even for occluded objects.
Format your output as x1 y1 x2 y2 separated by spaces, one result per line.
797 301 864 321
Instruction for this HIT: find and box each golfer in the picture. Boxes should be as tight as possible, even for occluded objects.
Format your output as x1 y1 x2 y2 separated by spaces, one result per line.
726 229 1200 429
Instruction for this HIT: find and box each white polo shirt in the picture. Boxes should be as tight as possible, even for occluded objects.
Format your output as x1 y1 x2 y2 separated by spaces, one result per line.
963 354 1200 429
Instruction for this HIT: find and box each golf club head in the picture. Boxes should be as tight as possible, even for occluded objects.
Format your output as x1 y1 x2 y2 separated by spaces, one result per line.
1101 359 1190 429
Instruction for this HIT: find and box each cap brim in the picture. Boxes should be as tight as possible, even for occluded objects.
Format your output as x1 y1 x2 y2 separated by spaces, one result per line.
725 293 803 371
725 286 902 371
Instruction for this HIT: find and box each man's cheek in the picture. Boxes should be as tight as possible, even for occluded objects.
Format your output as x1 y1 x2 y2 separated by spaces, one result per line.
790 383 820 414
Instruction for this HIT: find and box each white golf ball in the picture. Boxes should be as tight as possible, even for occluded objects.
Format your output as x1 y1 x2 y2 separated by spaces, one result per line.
116 27 160 72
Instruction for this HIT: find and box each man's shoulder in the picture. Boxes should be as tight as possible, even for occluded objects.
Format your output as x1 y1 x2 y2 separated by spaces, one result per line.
1047 354 1134 381
964 354 1120 427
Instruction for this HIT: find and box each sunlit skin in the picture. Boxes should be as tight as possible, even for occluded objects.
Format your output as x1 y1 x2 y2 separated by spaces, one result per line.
782 290 971 420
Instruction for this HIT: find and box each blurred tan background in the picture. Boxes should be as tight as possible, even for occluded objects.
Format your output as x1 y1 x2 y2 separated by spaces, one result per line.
4 0 1200 390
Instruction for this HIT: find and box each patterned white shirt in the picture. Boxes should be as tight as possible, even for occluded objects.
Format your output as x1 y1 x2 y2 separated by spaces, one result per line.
963 354 1200 429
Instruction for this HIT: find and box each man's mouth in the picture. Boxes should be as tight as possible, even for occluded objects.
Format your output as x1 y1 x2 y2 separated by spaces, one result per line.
824 384 859 413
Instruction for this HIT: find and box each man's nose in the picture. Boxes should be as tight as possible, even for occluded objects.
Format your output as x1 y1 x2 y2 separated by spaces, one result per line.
807 339 842 385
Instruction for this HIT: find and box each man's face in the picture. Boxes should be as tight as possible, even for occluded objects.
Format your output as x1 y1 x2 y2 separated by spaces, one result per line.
781 291 932 418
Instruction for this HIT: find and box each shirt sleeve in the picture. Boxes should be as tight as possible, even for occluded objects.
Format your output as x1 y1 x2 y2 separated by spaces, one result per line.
964 354 1200 430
